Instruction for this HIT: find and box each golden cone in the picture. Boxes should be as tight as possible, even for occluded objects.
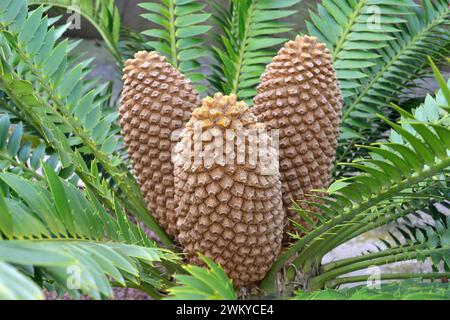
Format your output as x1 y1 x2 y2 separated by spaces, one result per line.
119 51 201 239
174 93 284 287
253 36 342 240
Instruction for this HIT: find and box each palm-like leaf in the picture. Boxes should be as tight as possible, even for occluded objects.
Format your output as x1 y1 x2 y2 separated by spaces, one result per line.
0 115 62 182
307 0 449 146
0 241 170 299
119 26 153 61
0 166 177 299
139 0 211 92
307 0 416 99
309 214 450 289
166 255 236 300
210 0 301 104
295 281 450 300
0 261 44 300
0 2 172 244
300 79 450 266
27 0 122 64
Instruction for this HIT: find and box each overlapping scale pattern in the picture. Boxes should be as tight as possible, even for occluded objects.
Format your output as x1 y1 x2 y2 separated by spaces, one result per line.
119 51 201 239
253 36 342 239
173 93 284 287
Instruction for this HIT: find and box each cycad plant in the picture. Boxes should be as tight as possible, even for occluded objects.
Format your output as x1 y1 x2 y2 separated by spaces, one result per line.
0 0 449 300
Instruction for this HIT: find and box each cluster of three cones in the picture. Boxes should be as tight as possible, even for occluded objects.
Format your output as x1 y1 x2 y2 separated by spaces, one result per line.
119 36 342 287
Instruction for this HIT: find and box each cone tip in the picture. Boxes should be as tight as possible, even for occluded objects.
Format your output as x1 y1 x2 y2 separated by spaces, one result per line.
191 93 255 129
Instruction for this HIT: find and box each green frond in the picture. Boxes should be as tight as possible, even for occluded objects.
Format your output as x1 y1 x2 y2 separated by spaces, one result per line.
0 3 172 245
27 0 122 64
296 77 450 262
340 0 449 141
0 167 149 244
166 254 236 300
347 185 446 243
382 182 449 251
307 0 416 98
139 0 211 92
0 240 172 299
295 281 450 300
0 165 178 299
0 114 66 182
0 4 120 164
307 0 449 146
0 261 44 300
119 26 153 61
309 215 450 289
211 0 301 104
